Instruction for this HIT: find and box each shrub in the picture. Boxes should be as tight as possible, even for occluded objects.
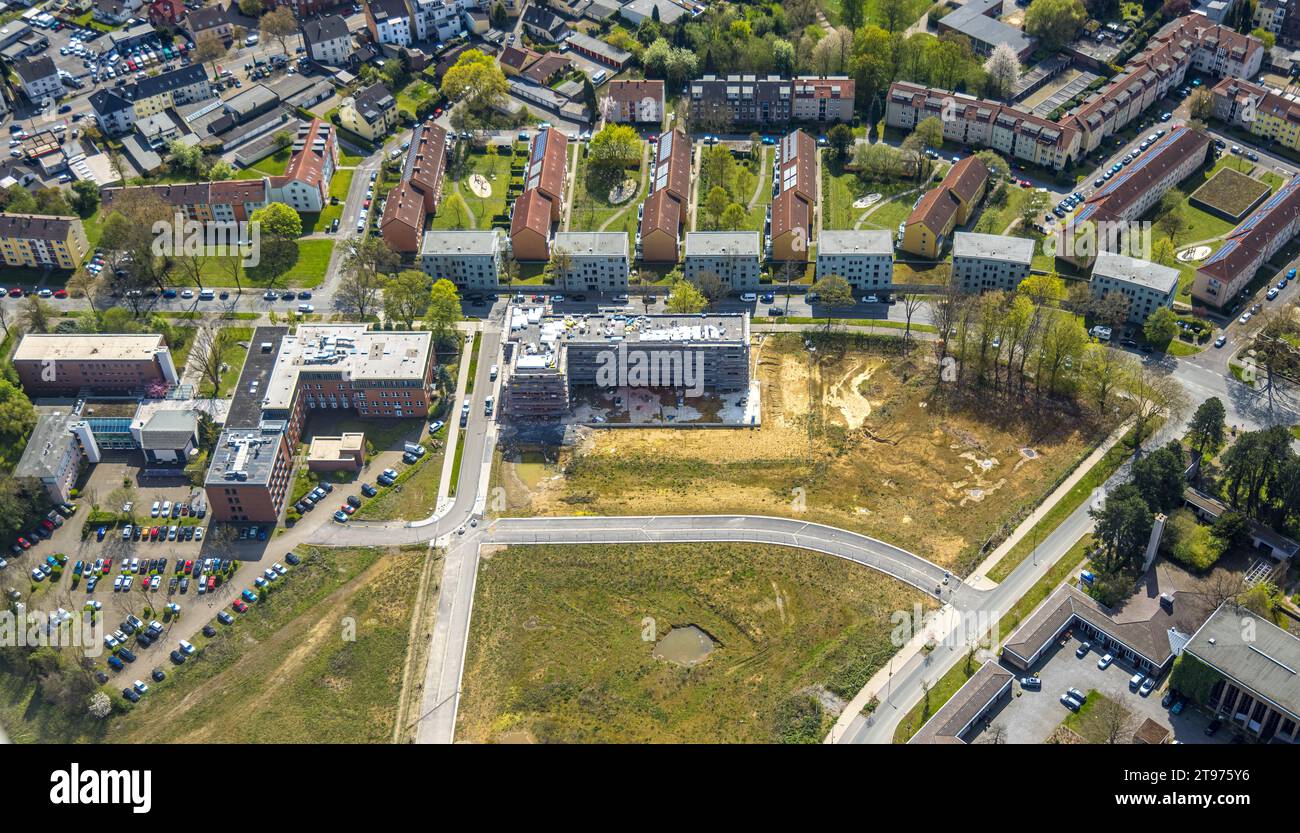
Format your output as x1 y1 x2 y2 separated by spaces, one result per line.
1165 508 1226 572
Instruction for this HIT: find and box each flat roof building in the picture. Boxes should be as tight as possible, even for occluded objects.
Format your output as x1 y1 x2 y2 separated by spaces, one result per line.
1090 252 1178 324
815 230 894 292
551 231 630 293
420 230 504 292
683 231 761 292
14 333 178 397
951 231 1035 293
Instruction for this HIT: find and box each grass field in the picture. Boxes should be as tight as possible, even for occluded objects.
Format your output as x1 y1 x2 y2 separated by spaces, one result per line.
430 151 512 231
570 144 643 237
199 326 253 398
457 542 932 743
329 168 356 202
0 546 430 743
499 333 1103 575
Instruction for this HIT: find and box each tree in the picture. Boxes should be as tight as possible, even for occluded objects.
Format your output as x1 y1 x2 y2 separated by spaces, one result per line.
0 380 36 461
70 180 100 216
194 36 228 79
425 278 462 354
440 49 508 116
1090 483 1154 574
899 293 926 354
1154 190 1189 244
1188 86 1214 121
1020 189 1049 232
984 43 1020 99
1143 307 1180 347
19 296 54 334
878 0 912 32
338 237 398 320
261 7 297 56
1151 237 1177 266
665 279 707 313
827 124 854 162
841 0 866 30
384 270 431 329
718 203 747 230
1092 695 1139 744
88 691 112 719
238 0 265 14
587 123 641 173
1187 397 1226 457
1132 443 1186 514
1123 363 1188 451
914 116 944 152
250 201 302 241
1024 0 1087 51
1166 508 1227 571
191 324 235 400
490 1 507 28
809 274 854 333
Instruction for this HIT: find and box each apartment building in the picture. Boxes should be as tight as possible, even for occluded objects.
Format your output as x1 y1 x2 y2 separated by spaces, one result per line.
638 128 691 263
1089 252 1178 324
379 121 448 254
413 0 474 42
770 129 817 263
14 333 178 396
951 232 1035 293
1183 604 1300 744
886 81 1081 172
683 232 761 292
13 55 63 101
1254 0 1290 38
815 230 894 292
510 127 568 260
102 179 268 223
790 76 856 124
551 232 630 293
503 312 750 419
509 188 554 262
267 118 337 214
89 64 213 134
184 2 233 43
205 325 435 522
302 14 352 66
367 0 414 46
1060 126 1209 267
1212 77 1300 152
604 79 664 124
521 5 567 42
1193 176 1300 307
420 230 504 291
0 213 88 271
339 83 398 142
901 156 988 259
689 75 856 128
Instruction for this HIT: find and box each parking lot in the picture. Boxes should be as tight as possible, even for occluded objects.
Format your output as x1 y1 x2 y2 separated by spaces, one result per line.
968 635 1229 744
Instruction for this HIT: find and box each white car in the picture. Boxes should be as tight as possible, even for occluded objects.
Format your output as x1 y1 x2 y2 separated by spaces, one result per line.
133 680 148 694
113 575 123 591
298 303 314 313
1239 312 1252 324
1097 653 1113 669
85 600 102 611
179 640 195 655
150 501 160 517
740 293 757 302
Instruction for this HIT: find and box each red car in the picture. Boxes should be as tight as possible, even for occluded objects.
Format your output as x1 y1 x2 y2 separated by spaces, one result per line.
8 287 22 297
53 289 67 299
151 526 160 540
232 600 248 613
103 558 112 573
40 519 54 531
16 537 30 549
341 504 356 515
184 559 193 574
207 576 216 591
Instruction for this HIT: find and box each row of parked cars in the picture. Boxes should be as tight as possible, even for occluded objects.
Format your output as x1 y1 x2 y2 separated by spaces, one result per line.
8 503 75 564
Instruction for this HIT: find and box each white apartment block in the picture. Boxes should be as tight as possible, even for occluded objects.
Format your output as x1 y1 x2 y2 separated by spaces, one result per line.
552 232 630 293
420 230 504 291
683 232 761 292
14 56 63 101
951 232 1036 293
303 15 352 66
413 0 471 42
815 230 894 292
1090 252 1178 325
369 0 414 46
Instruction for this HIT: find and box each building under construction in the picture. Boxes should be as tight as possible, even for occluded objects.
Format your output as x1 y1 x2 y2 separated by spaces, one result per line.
502 310 750 419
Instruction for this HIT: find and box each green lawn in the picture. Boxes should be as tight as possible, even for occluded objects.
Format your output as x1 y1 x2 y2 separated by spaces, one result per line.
430 151 513 231
973 186 1029 235
395 78 437 115
199 326 253 398
198 239 335 288
329 168 355 201
861 194 914 235
570 144 644 236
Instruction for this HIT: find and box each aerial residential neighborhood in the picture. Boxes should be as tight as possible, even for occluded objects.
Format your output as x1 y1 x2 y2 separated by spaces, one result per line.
0 0 1296 767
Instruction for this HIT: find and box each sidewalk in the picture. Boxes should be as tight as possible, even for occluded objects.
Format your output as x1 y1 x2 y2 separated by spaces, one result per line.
435 326 480 504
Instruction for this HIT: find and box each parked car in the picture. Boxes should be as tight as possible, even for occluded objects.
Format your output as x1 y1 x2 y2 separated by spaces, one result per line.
1019 676 1041 690
1075 641 1091 658
1097 653 1113 669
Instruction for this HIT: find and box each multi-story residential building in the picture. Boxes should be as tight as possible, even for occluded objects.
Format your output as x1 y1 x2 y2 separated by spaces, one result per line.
88 64 213 135
551 232 630 293
901 156 988 259
14 333 178 396
1181 603 1300 744
379 121 448 253
887 81 1081 172
509 188 554 262
302 14 352 65
1060 126 1208 267
184 2 234 43
1253 0 1289 38
683 232 761 292
690 75 857 128
1212 77 1300 151
790 76 856 124
604 79 664 124
522 5 567 42
205 325 435 522
267 119 338 214
102 180 269 223
13 56 63 101
413 0 476 42
951 232 1035 293
420 230 504 291
503 312 750 419
367 0 414 45
815 230 894 292
770 129 817 263
639 128 691 263
0 213 88 271
1089 252 1178 325
147 0 185 25
339 82 398 142
1193 175 1300 307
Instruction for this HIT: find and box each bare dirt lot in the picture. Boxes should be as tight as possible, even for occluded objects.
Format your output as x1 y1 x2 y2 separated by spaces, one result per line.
497 333 1101 574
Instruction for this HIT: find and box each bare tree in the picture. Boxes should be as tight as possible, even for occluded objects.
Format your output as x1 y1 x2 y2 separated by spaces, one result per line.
898 293 925 355
1093 696 1139 745
1123 363 1189 451
191 324 235 400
